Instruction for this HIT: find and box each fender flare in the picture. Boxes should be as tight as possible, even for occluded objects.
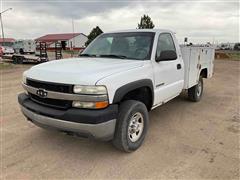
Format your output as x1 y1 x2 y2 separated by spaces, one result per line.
112 79 154 105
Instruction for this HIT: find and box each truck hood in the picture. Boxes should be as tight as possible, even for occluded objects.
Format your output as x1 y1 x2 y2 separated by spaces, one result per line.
25 57 144 85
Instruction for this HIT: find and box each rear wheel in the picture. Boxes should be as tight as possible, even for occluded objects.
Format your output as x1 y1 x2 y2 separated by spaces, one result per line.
188 76 203 102
13 56 18 64
19 49 24 54
112 100 149 152
18 57 24 64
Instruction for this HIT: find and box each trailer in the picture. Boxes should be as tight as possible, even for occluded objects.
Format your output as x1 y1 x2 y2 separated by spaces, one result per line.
13 54 48 64
2 42 48 64
1 54 47 64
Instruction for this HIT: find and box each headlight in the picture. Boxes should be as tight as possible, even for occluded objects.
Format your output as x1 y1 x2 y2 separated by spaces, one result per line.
73 85 107 95
22 75 27 84
22 75 28 95
72 85 108 109
72 101 109 109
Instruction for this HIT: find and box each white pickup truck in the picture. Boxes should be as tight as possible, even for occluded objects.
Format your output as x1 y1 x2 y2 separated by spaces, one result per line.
18 29 214 152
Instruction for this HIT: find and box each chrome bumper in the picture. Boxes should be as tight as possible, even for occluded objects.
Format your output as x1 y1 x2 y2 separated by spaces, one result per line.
21 106 116 140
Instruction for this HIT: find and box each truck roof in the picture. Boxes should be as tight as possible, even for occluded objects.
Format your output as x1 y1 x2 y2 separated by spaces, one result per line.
106 29 174 34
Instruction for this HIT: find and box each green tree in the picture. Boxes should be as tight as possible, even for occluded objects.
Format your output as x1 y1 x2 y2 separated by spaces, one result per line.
137 14 155 29
85 26 103 46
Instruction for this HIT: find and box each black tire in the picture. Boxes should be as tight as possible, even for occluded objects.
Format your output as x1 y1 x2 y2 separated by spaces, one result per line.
188 76 203 102
19 49 24 54
13 56 18 64
112 100 149 152
18 57 24 64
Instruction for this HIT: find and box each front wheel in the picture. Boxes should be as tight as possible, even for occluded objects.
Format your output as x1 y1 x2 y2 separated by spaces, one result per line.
112 100 149 152
188 76 203 102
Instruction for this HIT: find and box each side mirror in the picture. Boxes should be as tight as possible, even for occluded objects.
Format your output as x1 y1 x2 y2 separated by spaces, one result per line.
156 50 177 62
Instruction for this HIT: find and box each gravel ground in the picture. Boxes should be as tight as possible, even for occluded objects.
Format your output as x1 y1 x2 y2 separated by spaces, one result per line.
1 59 239 179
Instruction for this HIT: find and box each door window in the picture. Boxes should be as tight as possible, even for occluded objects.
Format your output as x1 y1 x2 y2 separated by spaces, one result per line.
156 33 176 58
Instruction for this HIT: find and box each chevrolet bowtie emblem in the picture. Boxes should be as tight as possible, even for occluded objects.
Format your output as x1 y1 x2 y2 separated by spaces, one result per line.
36 88 48 98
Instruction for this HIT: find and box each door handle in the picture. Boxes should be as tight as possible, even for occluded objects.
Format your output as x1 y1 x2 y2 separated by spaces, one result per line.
177 64 182 70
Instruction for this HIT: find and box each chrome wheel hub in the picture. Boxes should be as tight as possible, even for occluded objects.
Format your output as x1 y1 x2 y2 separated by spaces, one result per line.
197 80 202 97
128 112 144 142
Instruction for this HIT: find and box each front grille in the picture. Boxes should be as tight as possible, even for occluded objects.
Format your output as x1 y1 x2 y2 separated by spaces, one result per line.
29 93 72 109
27 79 73 93
26 79 73 109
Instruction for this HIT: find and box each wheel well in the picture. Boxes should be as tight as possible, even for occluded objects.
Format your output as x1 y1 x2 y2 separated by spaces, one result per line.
120 87 153 111
200 68 208 78
19 48 24 54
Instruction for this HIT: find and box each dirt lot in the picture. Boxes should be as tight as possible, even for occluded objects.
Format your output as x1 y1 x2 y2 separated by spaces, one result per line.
1 59 239 179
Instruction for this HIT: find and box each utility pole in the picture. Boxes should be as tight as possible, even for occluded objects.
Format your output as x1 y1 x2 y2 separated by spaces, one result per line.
0 8 12 44
71 18 75 57
72 19 75 48
0 14 3 40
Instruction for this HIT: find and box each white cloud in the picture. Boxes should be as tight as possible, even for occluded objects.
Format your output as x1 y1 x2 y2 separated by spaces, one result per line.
2 1 239 43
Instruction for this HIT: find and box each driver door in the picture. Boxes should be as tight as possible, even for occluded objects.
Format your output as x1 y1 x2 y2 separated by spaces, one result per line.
152 33 184 105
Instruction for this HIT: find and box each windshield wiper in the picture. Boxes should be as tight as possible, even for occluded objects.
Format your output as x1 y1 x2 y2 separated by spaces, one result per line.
79 53 96 57
99 54 127 59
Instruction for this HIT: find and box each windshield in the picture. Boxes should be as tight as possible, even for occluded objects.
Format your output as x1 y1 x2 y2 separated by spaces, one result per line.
81 32 155 60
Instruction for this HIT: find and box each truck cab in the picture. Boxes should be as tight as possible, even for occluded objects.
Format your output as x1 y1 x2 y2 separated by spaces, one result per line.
18 29 214 152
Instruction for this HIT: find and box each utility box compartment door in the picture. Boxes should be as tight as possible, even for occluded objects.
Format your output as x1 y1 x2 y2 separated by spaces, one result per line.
181 46 215 89
181 47 199 89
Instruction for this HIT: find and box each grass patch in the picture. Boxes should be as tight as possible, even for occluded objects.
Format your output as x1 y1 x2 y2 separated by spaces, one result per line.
0 62 13 69
228 52 240 60
62 50 79 55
